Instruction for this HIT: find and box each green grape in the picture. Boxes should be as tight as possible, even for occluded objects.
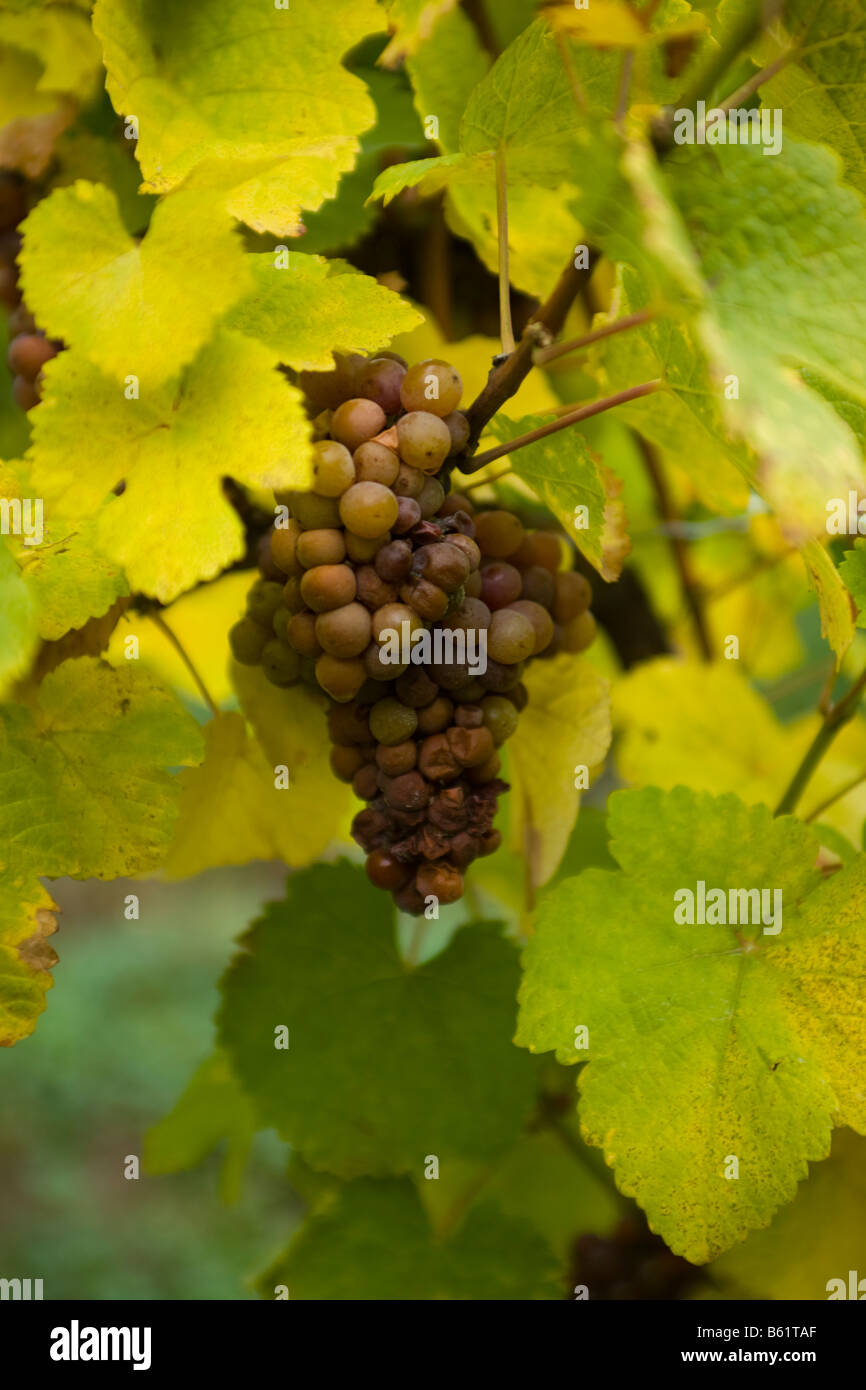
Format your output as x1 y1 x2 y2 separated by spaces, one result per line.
369 697 419 746
300 563 357 612
345 529 391 562
474 509 525 558
507 599 554 654
288 491 342 529
519 564 556 608
339 480 399 539
315 601 373 658
246 579 285 626
393 462 425 498
296 528 347 567
480 695 520 745
399 359 463 417
311 439 355 497
487 609 536 663
315 654 367 702
229 617 269 665
354 440 400 486
261 639 301 686
271 604 291 640
553 570 593 622
418 476 445 518
331 397 387 451
562 610 597 652
396 411 452 473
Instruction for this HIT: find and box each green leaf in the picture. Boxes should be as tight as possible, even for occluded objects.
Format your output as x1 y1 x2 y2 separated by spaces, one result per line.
93 0 384 233
29 332 311 602
840 541 866 626
227 252 421 370
405 5 490 153
257 1178 562 1299
0 4 102 97
517 785 866 1262
47 127 156 235
144 1050 258 1204
0 656 203 879
15 510 129 643
380 0 458 67
19 183 250 388
162 704 354 878
0 534 40 696
487 413 631 581
800 539 857 664
218 862 537 1177
668 140 866 537
0 869 58 1048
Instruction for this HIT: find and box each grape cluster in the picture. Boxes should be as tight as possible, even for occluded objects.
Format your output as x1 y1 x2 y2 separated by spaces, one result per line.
0 172 58 411
230 351 597 913
568 1216 703 1300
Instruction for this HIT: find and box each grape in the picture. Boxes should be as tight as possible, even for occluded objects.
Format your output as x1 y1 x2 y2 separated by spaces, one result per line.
474 509 525 558
393 462 425 498
399 577 449 621
287 611 323 657
269 521 303 576
298 353 364 411
417 696 454 734
454 705 483 728
487 610 536 663
395 668 439 708
230 617 269 665
12 375 40 410
246 579 285 627
315 602 372 658
271 605 291 640
505 683 528 711
376 740 418 775
356 565 397 611
412 540 470 593
418 476 445 519
330 744 366 782
512 529 562 572
0 263 20 311
366 849 413 891
442 597 491 633
451 678 486 703
444 411 470 456
480 561 522 610
7 333 57 380
519 564 556 608
438 492 475 519
311 439 355 497
369 698 419 745
553 570 592 622
282 577 306 614
372 602 425 643
345 530 391 562
418 733 460 781
415 860 463 903
381 770 431 812
480 695 519 745
562 610 597 652
447 534 481 570
352 764 380 800
400 359 462 417
287 491 342 529
331 398 387 451
339 481 399 539
393 883 427 915
296 528 347 568
7 304 36 337
356 357 407 413
261 639 301 686
482 658 525 692
507 599 554 654
447 724 495 768
258 529 287 582
465 752 502 786
396 411 452 473
464 570 483 599
363 641 408 681
354 440 399 486
375 539 413 583
315 654 367 702
392 497 422 535
300 563 357 612
328 703 370 743
0 174 26 231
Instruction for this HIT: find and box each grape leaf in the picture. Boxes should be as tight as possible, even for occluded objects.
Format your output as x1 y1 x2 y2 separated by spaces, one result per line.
379 0 457 67
163 704 353 878
144 1050 258 1204
507 653 611 892
612 656 866 845
257 1178 562 1300
0 44 75 177
218 862 537 1177
800 539 857 665
229 661 354 866
48 128 156 235
712 1127 866 1299
541 0 705 47
14 511 129 643
0 869 58 1047
93 0 383 234
516 785 866 1262
0 656 203 879
0 4 102 97
486 413 631 581
227 252 421 371
405 5 490 153
839 541 866 626
19 183 250 388
668 140 866 537
0 534 39 695
28 332 311 602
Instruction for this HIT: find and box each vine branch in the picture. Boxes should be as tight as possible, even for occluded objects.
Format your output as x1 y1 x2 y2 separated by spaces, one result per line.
495 149 515 356
534 309 655 366
774 666 866 816
148 610 220 718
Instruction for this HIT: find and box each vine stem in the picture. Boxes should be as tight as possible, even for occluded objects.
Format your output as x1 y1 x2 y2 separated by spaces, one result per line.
717 48 793 112
149 610 219 718
774 666 866 816
805 770 866 824
637 437 713 661
534 310 655 366
462 380 660 473
495 149 515 356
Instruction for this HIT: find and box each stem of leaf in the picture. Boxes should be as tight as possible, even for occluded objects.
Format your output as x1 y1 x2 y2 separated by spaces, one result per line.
149 610 220 719
462 467 513 494
717 48 794 112
637 436 713 661
461 380 660 473
774 666 866 816
534 310 656 366
495 149 515 357
804 770 866 825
